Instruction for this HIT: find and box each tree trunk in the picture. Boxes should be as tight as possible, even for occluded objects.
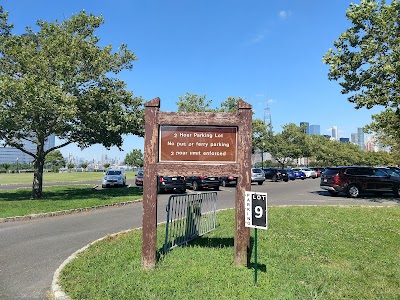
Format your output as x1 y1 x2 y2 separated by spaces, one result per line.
32 144 45 199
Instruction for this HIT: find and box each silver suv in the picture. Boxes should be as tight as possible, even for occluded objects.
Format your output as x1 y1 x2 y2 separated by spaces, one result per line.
251 168 265 185
102 169 126 188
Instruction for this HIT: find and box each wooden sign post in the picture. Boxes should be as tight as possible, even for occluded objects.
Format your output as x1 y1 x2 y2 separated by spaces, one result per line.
142 97 252 270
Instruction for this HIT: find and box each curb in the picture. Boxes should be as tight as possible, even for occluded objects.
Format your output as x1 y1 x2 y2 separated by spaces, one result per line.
51 228 134 300
0 200 139 223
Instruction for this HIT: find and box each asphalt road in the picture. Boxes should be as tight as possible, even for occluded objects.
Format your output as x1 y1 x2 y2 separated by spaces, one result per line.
0 179 399 300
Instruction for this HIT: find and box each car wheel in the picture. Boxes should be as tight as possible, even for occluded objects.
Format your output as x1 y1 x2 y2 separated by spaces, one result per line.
346 184 360 198
102 185 106 188
258 181 263 185
214 186 220 191
328 190 339 196
222 180 227 187
284 179 288 182
180 188 186 194
192 181 199 191
301 178 305 180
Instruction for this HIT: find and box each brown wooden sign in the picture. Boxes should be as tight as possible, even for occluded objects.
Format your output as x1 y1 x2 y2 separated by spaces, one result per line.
142 97 252 270
159 126 237 162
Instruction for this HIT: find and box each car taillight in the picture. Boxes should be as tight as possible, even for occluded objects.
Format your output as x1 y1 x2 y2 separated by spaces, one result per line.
199 176 207 179
183 176 186 181
228 176 234 180
333 174 340 184
159 176 164 183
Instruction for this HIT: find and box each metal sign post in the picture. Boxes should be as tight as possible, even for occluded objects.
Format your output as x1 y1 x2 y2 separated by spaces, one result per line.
245 191 268 286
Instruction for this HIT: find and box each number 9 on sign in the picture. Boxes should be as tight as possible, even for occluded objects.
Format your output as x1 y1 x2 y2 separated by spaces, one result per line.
254 206 263 218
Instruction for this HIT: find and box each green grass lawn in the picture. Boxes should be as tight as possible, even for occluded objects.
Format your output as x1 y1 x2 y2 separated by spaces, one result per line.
59 206 400 300
0 185 142 218
0 171 138 185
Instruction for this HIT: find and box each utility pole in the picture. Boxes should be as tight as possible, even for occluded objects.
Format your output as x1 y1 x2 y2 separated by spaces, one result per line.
262 98 272 167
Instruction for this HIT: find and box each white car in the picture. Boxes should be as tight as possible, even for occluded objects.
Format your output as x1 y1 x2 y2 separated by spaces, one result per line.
292 167 317 179
102 169 126 188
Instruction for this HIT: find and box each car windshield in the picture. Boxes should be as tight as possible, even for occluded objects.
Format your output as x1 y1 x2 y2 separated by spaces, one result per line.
107 170 121 175
252 168 263 173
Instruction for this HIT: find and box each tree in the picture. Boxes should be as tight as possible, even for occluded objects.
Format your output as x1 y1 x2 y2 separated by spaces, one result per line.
80 163 88 171
124 149 143 167
323 0 400 147
45 150 66 173
176 92 212 112
67 163 75 171
1 162 11 172
0 9 144 198
264 123 310 168
103 163 110 169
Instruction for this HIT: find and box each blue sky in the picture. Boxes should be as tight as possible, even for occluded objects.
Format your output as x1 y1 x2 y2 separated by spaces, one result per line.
2 0 381 161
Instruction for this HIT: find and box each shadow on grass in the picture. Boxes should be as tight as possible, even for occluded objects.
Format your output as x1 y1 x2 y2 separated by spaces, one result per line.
157 235 266 273
0 186 143 201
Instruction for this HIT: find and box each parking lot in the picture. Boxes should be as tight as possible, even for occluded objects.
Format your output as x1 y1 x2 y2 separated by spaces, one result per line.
156 177 400 209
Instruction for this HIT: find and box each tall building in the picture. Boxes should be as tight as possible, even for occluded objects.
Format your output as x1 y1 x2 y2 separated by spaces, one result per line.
300 122 309 134
0 134 56 164
351 132 358 144
357 127 365 150
309 124 320 135
331 126 338 140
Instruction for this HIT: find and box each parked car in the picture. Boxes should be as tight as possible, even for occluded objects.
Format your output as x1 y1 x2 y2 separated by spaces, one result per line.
135 171 144 186
158 175 186 193
277 169 289 182
310 167 325 177
293 169 306 180
292 167 317 179
262 168 282 182
251 168 265 185
286 169 296 181
219 176 238 187
320 166 400 198
186 175 220 191
102 169 126 188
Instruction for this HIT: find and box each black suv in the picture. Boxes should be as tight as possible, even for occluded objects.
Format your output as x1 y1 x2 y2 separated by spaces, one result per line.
262 168 282 182
158 175 186 193
186 175 220 191
320 166 400 198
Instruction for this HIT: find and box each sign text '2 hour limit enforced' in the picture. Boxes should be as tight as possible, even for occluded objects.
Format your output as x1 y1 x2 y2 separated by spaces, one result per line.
159 126 238 163
245 191 268 229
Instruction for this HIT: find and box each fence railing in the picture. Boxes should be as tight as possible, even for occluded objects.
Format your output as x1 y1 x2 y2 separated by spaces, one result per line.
163 192 217 253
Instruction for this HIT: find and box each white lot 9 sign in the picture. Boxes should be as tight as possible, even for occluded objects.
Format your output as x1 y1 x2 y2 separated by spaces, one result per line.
245 191 268 229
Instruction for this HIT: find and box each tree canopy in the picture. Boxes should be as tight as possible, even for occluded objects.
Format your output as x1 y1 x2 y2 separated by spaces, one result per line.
323 0 400 148
0 8 144 198
45 150 66 172
124 149 144 167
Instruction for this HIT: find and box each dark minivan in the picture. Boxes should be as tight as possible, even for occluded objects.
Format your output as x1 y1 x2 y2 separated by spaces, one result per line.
320 166 400 198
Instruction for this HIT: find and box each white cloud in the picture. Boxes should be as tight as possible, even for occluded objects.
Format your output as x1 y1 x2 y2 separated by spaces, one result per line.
279 10 292 20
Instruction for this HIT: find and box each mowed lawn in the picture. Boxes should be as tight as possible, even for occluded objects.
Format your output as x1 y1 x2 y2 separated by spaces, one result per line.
59 206 400 300
0 171 137 185
0 172 142 218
